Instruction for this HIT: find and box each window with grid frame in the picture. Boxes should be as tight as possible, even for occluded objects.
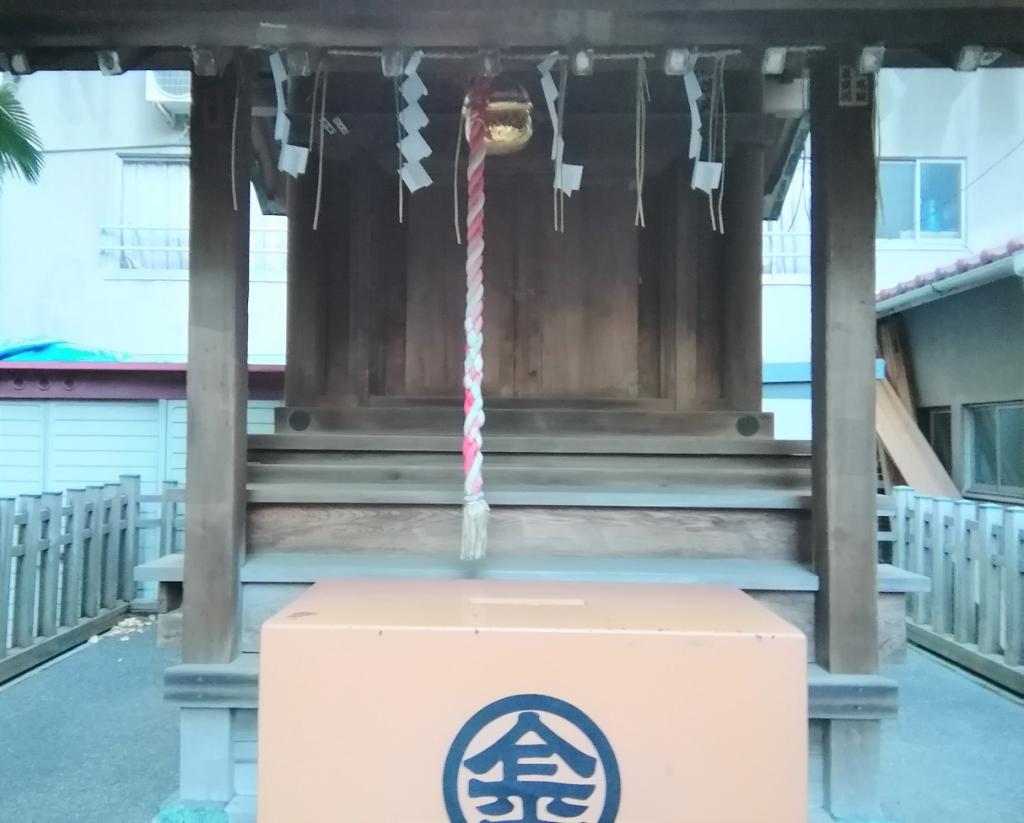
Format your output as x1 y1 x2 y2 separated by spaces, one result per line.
966 400 1024 500
110 156 286 277
876 158 965 244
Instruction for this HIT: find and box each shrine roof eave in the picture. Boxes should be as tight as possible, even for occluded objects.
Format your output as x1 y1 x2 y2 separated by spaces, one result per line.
1 2 1024 67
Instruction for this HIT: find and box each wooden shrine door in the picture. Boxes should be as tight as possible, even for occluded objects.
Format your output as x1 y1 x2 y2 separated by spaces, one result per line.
402 177 641 400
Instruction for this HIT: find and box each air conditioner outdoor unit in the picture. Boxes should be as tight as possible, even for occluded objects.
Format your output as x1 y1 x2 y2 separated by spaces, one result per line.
145 70 191 114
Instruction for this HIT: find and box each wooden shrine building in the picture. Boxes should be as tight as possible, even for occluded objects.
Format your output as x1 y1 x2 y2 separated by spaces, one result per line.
3 2 1022 820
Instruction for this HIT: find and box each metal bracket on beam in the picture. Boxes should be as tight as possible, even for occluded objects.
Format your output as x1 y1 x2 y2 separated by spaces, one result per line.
285 48 313 78
479 48 501 78
1 51 32 75
570 47 594 76
380 48 405 78
662 48 695 76
191 47 220 76
96 50 123 76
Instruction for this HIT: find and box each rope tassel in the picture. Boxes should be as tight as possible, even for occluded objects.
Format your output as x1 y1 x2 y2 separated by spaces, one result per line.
461 77 492 561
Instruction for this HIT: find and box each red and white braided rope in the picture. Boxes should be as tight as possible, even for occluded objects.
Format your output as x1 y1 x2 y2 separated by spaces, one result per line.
461 78 491 560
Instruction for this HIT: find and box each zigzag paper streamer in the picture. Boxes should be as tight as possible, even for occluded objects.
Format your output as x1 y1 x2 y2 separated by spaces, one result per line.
397 50 432 193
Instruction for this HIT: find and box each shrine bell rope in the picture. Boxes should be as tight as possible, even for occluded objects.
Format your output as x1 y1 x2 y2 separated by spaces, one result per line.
461 77 493 561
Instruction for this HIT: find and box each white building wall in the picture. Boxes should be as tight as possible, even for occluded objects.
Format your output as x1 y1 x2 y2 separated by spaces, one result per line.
875 69 1024 289
763 67 1024 399
0 399 279 498
0 71 286 363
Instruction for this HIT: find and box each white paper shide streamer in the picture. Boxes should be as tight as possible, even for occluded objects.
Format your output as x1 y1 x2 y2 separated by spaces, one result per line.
269 52 310 178
397 50 433 193
537 53 584 203
683 59 727 232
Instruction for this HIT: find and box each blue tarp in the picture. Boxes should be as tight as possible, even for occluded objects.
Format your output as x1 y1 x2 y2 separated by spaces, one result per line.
0 339 126 362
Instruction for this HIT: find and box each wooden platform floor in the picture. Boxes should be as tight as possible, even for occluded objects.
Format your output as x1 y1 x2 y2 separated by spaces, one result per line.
137 552 926 594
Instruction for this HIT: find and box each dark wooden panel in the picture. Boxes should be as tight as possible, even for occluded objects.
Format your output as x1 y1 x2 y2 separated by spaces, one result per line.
403 181 516 396
247 504 808 559
285 152 348 406
516 180 640 397
695 186 726 409
321 164 354 402
369 168 408 397
720 69 765 411
636 171 665 398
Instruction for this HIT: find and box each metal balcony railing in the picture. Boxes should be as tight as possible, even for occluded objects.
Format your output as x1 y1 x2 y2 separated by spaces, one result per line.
99 225 287 274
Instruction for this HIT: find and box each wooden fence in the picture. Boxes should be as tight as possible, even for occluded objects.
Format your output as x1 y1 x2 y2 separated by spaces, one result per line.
0 476 145 685
891 486 1024 695
140 480 185 561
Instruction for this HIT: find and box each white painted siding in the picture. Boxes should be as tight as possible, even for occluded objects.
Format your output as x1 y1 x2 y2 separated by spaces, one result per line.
45 401 163 492
0 402 46 497
0 399 280 498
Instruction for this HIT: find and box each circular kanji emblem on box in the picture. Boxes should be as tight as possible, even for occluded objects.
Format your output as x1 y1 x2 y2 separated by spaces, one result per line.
443 694 621 822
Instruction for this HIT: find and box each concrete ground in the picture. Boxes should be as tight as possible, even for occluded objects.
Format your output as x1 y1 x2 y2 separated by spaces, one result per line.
0 623 1021 823
0 621 178 823
881 648 1024 823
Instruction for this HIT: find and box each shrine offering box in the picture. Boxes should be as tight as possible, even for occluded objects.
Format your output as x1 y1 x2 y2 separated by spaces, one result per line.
258 579 807 822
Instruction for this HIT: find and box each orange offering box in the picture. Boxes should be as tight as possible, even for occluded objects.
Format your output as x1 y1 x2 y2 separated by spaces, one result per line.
259 578 807 823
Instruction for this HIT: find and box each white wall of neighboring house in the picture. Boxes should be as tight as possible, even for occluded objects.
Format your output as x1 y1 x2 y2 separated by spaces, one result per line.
0 71 287 363
762 66 1024 420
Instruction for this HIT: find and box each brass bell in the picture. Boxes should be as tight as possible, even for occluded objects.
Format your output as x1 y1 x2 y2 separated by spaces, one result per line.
463 79 533 156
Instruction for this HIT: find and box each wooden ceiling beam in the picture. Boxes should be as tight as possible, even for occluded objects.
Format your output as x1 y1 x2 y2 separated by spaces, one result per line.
1 6 1024 57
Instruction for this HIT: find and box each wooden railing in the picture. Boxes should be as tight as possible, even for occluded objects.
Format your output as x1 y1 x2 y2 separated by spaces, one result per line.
891 486 1024 695
139 480 185 560
0 476 143 684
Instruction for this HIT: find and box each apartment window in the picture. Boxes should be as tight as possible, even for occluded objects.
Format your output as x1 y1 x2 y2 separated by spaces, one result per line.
877 158 964 243
967 401 1024 499
103 156 286 278
119 156 189 270
917 406 953 475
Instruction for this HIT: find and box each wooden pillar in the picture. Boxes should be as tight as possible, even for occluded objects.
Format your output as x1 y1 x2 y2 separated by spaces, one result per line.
720 69 765 412
284 77 328 408
183 59 251 665
810 53 882 820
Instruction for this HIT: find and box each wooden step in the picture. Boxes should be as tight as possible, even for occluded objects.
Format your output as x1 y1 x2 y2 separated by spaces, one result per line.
246 504 811 559
250 432 811 456
246 482 812 508
247 452 811 490
136 552 928 596
275 405 775 438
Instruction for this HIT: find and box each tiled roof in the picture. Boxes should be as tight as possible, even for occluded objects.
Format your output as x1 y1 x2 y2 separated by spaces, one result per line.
875 237 1024 302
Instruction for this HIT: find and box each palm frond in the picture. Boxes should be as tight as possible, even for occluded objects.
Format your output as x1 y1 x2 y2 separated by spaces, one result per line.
0 85 44 184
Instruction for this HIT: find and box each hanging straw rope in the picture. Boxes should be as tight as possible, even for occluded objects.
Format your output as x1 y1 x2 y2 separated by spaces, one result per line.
716 57 727 234
555 61 569 232
230 69 241 212
313 67 329 231
394 77 404 223
634 56 650 227
453 105 467 244
460 76 493 561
